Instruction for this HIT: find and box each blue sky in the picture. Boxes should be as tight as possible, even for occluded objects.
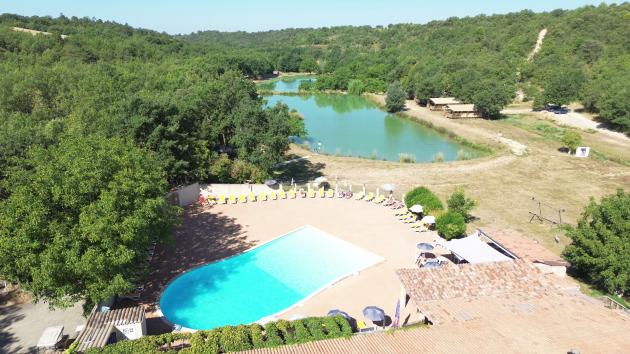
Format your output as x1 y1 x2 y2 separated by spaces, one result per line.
2 0 607 34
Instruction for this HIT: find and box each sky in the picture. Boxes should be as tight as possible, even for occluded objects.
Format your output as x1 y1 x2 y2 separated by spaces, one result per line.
2 0 607 34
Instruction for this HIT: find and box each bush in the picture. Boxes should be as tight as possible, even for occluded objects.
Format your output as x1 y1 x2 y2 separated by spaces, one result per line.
436 211 467 240
264 322 285 347
334 315 353 336
249 324 266 349
322 316 342 338
293 320 313 343
385 81 406 113
304 317 326 340
398 153 416 163
446 187 477 221
189 331 221 354
348 79 366 95
433 152 444 163
561 130 582 153
219 325 252 353
404 187 444 213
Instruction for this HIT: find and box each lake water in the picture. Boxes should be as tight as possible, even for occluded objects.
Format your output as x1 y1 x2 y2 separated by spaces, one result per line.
265 93 477 162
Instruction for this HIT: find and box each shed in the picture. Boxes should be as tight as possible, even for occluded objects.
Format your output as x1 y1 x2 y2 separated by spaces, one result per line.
428 97 461 111
445 104 481 118
74 305 146 352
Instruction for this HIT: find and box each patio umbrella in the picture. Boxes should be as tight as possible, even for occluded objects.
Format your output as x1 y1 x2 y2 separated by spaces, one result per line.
327 309 351 319
381 184 396 193
376 188 380 197
264 179 277 187
314 176 327 184
421 215 436 224
416 242 434 251
362 306 385 322
409 205 423 214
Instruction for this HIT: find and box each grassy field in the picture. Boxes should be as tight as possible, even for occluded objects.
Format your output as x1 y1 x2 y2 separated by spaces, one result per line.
275 99 630 257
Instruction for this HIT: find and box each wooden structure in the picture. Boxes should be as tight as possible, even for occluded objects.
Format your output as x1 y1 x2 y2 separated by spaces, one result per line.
428 97 460 111
445 104 481 118
74 305 146 352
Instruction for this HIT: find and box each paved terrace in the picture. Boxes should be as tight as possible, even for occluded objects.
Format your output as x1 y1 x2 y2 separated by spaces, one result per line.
141 197 440 326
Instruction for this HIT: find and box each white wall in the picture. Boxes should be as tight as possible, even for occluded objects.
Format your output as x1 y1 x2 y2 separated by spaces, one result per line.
169 183 200 207
115 320 145 340
200 183 279 197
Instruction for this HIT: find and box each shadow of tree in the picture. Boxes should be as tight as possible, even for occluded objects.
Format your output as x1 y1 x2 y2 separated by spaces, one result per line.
0 305 26 353
137 204 254 313
273 154 325 183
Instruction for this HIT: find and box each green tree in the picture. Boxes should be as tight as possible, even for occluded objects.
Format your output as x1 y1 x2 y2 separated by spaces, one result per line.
385 81 406 113
435 211 467 240
563 189 629 296
541 68 586 106
446 187 477 221
347 79 365 95
561 130 582 153
0 136 180 308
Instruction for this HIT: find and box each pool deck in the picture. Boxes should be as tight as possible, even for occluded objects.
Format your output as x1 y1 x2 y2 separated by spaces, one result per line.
142 197 440 328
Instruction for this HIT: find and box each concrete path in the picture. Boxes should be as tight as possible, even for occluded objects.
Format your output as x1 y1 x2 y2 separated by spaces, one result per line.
0 301 85 353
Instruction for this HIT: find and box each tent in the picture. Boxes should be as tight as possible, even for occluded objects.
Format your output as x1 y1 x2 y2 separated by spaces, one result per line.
446 234 512 264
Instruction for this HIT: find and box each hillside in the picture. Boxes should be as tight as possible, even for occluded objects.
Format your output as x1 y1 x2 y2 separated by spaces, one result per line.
187 3 630 130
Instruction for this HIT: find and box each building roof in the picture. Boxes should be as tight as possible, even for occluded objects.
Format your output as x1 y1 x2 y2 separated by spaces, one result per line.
446 104 477 112
445 233 512 264
480 228 569 266
74 306 145 352
429 97 461 105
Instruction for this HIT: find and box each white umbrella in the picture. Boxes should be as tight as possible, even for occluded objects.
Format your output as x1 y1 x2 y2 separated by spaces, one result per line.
381 184 396 193
314 176 327 184
363 184 366 195
421 215 436 224
376 188 380 197
409 205 423 213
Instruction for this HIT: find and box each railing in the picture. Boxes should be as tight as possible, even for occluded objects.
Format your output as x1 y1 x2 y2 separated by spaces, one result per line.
602 296 630 314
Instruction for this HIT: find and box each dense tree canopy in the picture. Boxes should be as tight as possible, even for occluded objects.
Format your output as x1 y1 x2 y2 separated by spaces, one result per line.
563 189 630 296
0 136 180 307
385 82 406 113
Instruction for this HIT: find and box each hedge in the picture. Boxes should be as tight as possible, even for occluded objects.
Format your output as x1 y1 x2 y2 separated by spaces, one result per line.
85 315 352 354
435 211 467 240
404 186 444 213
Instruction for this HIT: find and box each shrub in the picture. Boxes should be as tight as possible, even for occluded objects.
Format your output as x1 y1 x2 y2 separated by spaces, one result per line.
561 130 582 153
348 79 366 95
385 81 406 112
398 153 416 163
433 152 444 163
404 187 444 213
190 331 221 354
334 315 353 336
446 187 477 221
304 317 326 340
249 324 266 349
264 322 285 347
293 320 313 343
322 316 342 338
219 325 252 353
436 211 467 240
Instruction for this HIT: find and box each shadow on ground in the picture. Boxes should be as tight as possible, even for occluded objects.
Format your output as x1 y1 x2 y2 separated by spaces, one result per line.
0 305 25 353
138 205 253 312
273 154 325 183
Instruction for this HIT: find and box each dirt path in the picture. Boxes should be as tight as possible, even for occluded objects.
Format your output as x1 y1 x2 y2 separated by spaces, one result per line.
528 28 547 62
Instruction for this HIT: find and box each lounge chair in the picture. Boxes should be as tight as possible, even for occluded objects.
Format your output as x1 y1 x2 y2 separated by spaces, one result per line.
395 208 409 216
308 190 316 198
259 192 268 201
365 192 375 202
354 192 365 200
270 191 278 200
279 190 287 199
249 192 257 202
288 190 296 199
318 188 325 198
228 195 237 204
374 195 385 204
326 189 334 198
218 195 227 204
238 194 247 203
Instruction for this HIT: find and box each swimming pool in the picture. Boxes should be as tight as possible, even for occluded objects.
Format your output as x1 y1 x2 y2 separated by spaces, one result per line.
159 225 384 330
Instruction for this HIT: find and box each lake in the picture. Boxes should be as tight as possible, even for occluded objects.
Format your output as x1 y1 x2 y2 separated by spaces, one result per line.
262 77 477 162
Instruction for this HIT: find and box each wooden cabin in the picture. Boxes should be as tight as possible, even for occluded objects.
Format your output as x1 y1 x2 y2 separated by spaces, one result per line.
445 104 481 118
428 97 461 111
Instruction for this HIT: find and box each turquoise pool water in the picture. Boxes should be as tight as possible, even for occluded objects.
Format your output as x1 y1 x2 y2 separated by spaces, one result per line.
159 226 383 330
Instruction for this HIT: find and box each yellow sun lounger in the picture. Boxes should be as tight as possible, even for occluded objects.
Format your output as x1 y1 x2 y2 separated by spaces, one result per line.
318 188 325 198
238 194 247 203
374 195 385 204
308 190 316 198
354 192 365 200
326 189 334 198
259 192 268 201
270 191 278 200
279 190 287 199
249 192 257 202
395 208 409 216
288 190 296 199
218 195 227 204
228 195 237 204
365 192 375 202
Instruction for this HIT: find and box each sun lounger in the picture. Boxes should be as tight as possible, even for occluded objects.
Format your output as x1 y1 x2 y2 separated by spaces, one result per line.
229 195 237 204
354 192 365 200
249 192 257 202
270 191 277 200
259 192 268 201
374 195 385 204
279 190 287 199
365 192 375 202
218 195 227 204
288 190 296 199
238 194 247 203
395 208 408 216
308 190 316 198
318 188 325 198
326 189 334 198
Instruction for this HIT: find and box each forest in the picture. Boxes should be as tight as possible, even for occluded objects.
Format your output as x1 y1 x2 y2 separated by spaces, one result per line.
0 3 628 307
189 3 630 127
